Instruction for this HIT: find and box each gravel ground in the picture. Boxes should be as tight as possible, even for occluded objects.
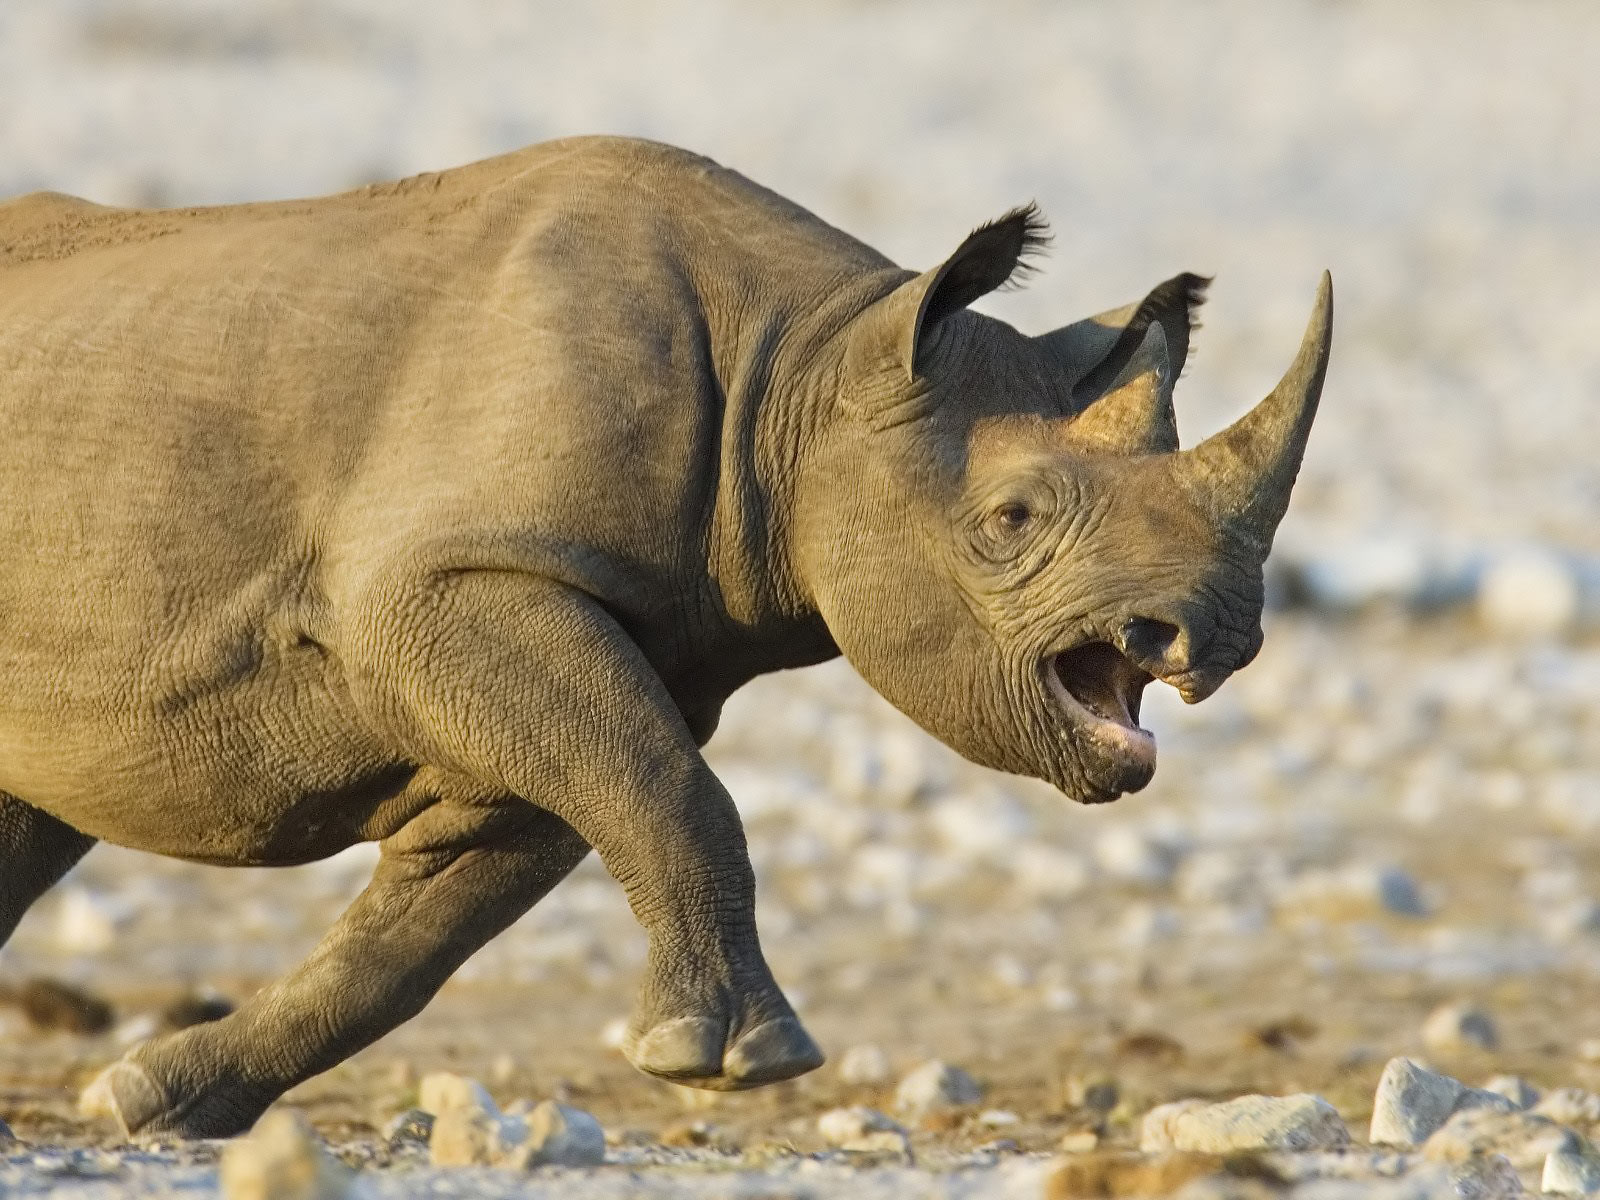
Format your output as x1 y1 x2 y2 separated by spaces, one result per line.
2 2 1598 1196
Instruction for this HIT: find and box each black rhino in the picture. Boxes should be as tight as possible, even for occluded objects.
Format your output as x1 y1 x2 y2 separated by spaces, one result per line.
0 136 1331 1137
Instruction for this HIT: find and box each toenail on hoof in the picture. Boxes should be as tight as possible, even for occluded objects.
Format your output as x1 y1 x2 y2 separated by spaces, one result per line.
626 1016 724 1079
79 1061 166 1138
724 1018 824 1086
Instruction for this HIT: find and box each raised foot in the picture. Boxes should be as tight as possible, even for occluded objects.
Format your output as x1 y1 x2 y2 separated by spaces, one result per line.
625 1015 823 1091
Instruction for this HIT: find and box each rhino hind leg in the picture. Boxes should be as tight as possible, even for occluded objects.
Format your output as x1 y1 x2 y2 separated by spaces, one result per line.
80 799 590 1139
0 793 96 948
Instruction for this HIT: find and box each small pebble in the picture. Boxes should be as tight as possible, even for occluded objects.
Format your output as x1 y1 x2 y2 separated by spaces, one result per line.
1058 1128 1100 1153
1422 1002 1500 1054
428 1105 504 1167
893 1060 982 1119
1064 1074 1120 1114
1543 1149 1600 1195
816 1106 909 1155
219 1110 351 1200
837 1043 893 1087
500 1101 606 1169
598 1017 629 1051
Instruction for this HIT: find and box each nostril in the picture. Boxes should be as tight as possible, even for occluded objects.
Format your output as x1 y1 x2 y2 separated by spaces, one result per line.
1119 617 1183 669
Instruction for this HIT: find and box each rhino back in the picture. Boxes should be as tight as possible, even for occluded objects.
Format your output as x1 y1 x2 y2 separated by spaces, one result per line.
0 137 873 858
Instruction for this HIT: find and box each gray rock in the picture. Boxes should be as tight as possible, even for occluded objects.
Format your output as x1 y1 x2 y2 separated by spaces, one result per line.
1543 1150 1600 1195
0 1116 13 1146
1482 1075 1542 1110
816 1106 910 1155
1371 1057 1465 1146
1444 1153 1527 1200
500 1101 607 1169
1422 1002 1500 1054
1158 1093 1350 1153
893 1061 982 1118
219 1110 352 1200
1422 1106 1581 1170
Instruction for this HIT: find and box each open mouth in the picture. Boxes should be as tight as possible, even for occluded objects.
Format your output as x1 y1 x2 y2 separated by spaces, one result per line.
1046 642 1157 772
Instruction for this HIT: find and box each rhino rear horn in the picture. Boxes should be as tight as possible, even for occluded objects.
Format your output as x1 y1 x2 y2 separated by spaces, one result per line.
1175 272 1333 552
1059 322 1178 455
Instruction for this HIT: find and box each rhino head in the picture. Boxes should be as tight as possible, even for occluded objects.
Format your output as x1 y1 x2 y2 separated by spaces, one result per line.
796 206 1332 804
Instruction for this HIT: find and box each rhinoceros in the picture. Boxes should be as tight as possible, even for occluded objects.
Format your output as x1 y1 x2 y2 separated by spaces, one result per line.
0 136 1330 1137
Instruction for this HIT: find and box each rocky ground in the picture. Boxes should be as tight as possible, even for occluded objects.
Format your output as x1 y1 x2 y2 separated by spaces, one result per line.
3 0 1600 1196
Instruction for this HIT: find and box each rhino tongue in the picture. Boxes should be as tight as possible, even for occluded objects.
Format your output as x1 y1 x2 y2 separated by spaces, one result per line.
1054 643 1150 729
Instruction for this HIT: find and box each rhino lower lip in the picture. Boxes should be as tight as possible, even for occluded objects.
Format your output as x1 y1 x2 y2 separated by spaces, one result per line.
1047 642 1156 768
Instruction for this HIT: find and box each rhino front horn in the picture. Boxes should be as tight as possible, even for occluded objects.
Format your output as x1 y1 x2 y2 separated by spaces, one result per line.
1176 272 1333 551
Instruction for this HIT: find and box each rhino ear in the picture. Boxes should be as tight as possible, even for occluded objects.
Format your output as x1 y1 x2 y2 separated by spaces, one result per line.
1036 272 1210 406
1059 322 1178 456
853 205 1050 385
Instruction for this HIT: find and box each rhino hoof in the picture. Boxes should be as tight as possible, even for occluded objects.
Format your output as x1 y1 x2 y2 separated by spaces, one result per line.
625 1015 824 1090
626 1016 724 1079
723 1018 824 1085
79 1061 166 1138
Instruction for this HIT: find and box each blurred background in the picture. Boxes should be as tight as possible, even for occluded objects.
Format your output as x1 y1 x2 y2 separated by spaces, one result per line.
3 0 1600 1151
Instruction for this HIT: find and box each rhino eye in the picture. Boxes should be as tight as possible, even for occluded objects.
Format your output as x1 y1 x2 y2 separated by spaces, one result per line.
996 502 1031 530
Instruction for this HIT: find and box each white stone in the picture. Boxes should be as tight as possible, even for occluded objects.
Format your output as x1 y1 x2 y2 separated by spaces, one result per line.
837 1043 893 1087
501 1101 606 1169
1483 1075 1542 1110
220 1110 352 1200
1543 1150 1600 1195
417 1072 498 1119
598 1017 629 1051
893 1060 982 1118
816 1106 908 1154
1371 1057 1465 1146
1477 546 1581 637
1158 1092 1349 1153
1423 1106 1580 1170
1422 1002 1500 1054
53 888 133 956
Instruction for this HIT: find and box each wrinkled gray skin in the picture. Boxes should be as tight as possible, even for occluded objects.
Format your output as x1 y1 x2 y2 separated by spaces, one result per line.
0 137 1331 1138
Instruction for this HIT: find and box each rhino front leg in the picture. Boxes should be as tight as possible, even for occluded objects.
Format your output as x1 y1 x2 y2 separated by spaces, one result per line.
0 793 96 948
353 571 821 1092
82 800 589 1138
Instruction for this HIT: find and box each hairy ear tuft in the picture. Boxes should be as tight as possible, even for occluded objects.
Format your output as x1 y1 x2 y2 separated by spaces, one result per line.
921 203 1052 329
